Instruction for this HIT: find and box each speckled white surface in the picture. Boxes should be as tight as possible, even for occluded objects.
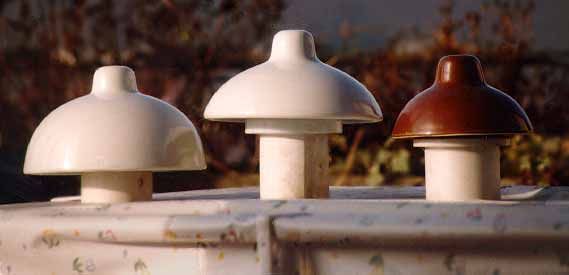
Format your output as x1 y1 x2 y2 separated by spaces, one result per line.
1 186 568 275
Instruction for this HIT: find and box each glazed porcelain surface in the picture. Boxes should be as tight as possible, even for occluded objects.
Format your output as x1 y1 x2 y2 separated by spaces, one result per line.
204 30 382 123
392 55 532 138
203 30 382 200
24 66 206 175
414 138 509 201
259 134 329 199
0 186 568 275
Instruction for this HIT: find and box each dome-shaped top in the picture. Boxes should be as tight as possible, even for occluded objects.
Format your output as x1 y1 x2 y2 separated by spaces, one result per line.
204 30 382 123
392 55 532 138
24 66 206 175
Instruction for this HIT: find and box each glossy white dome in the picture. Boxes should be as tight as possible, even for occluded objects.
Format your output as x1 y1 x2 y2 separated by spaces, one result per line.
24 66 206 175
204 30 382 123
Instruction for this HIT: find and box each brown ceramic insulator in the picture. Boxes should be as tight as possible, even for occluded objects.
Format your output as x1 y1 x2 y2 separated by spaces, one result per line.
392 55 533 138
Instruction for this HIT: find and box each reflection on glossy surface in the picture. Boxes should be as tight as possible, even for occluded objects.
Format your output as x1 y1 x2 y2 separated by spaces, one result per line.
436 55 485 85
24 66 206 175
392 55 532 138
204 30 383 123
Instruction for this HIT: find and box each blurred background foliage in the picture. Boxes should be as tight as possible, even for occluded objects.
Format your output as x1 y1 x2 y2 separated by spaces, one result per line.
1 0 568 203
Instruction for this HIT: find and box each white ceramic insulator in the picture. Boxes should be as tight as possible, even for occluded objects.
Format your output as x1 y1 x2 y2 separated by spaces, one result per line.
246 119 341 135
268 30 317 63
414 138 509 201
259 134 329 199
81 172 153 203
247 119 339 200
92 66 138 96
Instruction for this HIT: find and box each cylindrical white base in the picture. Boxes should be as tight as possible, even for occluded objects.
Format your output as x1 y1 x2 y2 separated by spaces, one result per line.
81 172 153 203
259 134 329 199
414 138 508 201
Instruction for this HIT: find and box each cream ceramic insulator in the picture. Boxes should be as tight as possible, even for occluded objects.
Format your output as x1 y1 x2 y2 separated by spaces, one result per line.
258 135 329 199
414 138 508 201
81 172 153 203
247 120 341 199
24 66 206 203
204 30 382 199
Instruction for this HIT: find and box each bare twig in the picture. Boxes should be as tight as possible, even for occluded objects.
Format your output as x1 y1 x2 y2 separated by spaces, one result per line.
335 128 365 186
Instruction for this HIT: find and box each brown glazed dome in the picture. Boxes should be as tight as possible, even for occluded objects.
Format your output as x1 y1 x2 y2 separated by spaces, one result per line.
392 55 533 138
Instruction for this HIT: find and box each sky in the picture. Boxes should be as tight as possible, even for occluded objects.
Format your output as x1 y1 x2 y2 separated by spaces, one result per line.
280 0 569 51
